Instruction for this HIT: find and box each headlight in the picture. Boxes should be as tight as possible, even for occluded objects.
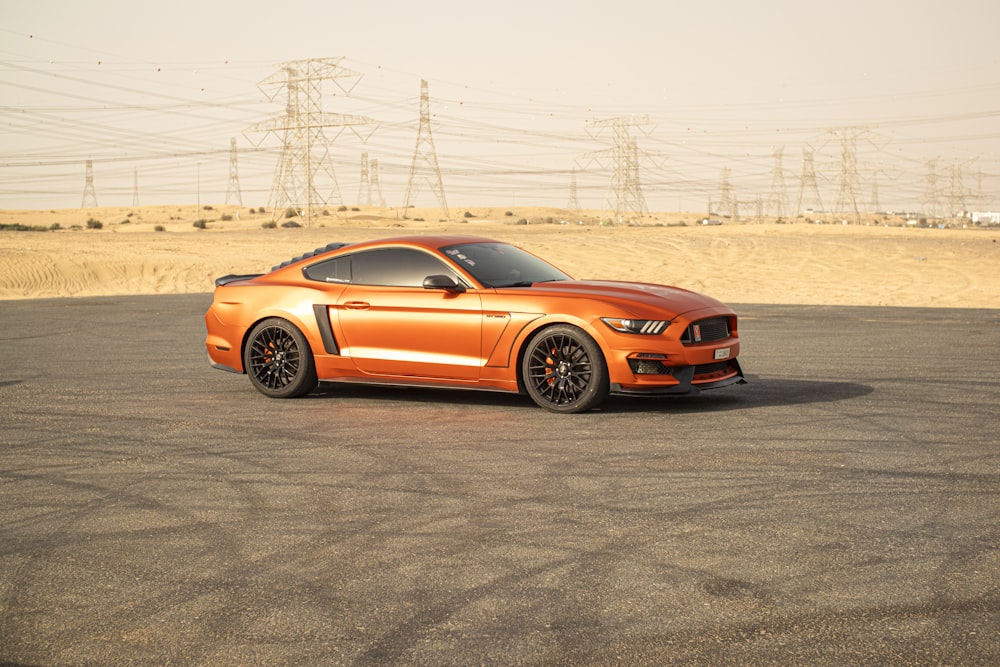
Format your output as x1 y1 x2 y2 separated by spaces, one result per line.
601 317 669 335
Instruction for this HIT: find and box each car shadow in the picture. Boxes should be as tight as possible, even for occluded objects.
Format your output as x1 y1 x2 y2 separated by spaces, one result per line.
305 375 873 414
602 375 873 414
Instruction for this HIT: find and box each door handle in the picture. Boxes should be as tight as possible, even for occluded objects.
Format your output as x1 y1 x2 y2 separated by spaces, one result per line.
344 301 370 310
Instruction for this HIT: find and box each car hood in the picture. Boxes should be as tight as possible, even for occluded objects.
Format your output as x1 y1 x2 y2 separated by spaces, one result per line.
520 280 728 317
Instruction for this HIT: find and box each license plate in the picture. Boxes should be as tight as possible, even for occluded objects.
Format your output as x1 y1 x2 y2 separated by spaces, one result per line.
714 347 731 360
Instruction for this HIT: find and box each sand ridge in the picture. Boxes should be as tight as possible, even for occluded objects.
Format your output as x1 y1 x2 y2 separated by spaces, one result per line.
1 205 997 308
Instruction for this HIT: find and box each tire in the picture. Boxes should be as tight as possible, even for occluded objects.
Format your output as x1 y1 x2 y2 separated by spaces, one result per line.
521 324 609 413
244 318 318 398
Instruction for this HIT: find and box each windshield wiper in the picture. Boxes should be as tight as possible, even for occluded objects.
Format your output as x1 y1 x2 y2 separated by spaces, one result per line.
495 281 535 288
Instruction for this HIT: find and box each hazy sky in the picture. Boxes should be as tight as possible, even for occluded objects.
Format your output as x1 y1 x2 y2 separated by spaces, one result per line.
2 0 998 214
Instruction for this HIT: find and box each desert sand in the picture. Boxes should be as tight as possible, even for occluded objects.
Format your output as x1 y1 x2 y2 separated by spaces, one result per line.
1 204 997 308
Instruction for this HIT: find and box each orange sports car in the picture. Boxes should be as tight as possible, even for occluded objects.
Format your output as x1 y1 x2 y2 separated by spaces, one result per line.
204 235 744 413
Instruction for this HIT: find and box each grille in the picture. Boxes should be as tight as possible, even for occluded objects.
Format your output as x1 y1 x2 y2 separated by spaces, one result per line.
695 361 729 375
628 359 672 375
693 361 736 380
682 317 730 344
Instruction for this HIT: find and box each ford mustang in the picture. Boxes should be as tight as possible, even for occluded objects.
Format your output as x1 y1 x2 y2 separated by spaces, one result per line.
204 235 744 412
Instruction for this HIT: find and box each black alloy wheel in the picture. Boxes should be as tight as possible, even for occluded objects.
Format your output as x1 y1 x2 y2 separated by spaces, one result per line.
244 318 318 398
522 324 609 413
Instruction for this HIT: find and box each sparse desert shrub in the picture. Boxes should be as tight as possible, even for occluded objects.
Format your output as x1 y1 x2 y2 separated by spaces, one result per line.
0 223 48 232
464 211 474 218
322 209 330 216
338 205 348 212
261 220 277 229
516 218 528 225
192 219 207 229
154 225 165 232
50 222 62 231
86 217 103 230
281 220 301 228
505 210 513 216
203 205 214 211
220 214 233 221
284 208 297 219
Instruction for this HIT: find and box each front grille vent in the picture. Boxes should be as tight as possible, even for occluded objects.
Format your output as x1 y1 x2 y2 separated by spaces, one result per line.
628 359 672 375
681 317 730 344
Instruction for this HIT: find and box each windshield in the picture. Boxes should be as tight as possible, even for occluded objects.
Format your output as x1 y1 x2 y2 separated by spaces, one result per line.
440 242 572 288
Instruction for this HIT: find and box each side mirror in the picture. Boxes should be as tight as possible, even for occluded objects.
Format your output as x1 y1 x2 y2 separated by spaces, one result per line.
422 275 466 292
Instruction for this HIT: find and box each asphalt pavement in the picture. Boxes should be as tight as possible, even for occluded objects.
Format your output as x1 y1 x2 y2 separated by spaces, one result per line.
1 295 998 665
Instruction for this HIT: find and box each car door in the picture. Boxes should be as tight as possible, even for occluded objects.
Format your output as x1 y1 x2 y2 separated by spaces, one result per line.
334 247 483 380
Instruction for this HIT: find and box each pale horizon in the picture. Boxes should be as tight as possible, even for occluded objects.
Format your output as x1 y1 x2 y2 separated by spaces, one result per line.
2 0 998 215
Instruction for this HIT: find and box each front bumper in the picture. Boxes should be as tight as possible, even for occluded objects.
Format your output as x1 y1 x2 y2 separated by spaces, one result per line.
609 358 746 396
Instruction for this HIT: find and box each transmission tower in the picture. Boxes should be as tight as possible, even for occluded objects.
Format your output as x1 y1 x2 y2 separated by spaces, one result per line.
627 139 648 215
796 149 823 216
403 79 448 217
81 160 98 208
715 167 735 219
225 137 243 206
567 167 581 212
246 57 378 225
358 152 371 206
132 168 139 207
831 128 863 224
370 158 387 207
870 170 880 213
580 115 653 222
947 163 967 219
923 159 942 219
767 148 788 218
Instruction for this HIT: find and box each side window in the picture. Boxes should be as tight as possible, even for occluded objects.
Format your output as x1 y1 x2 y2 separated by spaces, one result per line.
353 248 458 287
304 248 458 287
303 256 351 283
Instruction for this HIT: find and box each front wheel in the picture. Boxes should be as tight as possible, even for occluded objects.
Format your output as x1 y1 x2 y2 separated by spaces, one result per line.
522 325 609 413
244 318 318 398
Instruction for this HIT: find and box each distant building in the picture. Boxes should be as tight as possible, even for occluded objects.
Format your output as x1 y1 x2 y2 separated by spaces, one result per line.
971 211 1000 225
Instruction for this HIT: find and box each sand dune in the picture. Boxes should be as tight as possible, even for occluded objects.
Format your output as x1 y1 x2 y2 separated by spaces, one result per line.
1 205 997 308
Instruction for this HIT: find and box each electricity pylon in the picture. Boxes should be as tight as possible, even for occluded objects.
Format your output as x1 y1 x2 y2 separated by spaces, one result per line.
923 159 942 219
567 167 581 212
796 149 823 216
767 148 788 218
713 167 736 219
870 170 880 213
831 127 863 224
81 160 98 208
358 152 371 206
370 158 387 207
943 159 978 219
403 79 448 217
225 137 243 206
580 115 654 223
246 57 378 225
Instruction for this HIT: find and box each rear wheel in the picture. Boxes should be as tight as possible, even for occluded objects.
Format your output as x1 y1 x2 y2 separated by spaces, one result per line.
244 318 318 398
522 325 609 413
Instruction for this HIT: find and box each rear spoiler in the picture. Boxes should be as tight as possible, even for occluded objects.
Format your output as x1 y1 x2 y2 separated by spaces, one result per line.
214 273 263 287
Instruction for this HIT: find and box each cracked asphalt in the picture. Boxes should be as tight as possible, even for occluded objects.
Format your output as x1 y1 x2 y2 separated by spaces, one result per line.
1 295 998 665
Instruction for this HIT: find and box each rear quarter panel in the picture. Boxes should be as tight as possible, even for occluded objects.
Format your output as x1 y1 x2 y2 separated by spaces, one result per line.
205 281 347 373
